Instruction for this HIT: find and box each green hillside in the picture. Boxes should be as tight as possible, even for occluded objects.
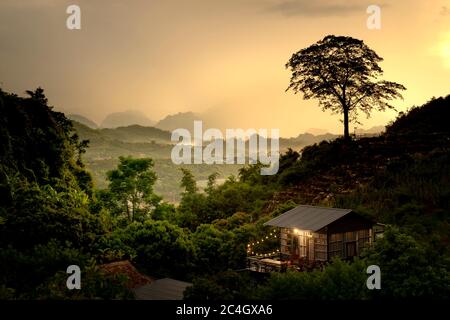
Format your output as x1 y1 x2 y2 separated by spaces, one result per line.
71 121 241 202
72 121 337 202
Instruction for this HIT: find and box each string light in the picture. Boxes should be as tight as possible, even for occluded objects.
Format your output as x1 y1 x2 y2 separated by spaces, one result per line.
247 229 281 257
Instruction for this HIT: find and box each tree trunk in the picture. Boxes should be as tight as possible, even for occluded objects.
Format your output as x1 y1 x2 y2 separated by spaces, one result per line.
125 201 131 221
343 107 350 140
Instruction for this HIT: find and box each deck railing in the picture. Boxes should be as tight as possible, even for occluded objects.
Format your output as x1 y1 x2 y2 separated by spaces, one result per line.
246 255 288 273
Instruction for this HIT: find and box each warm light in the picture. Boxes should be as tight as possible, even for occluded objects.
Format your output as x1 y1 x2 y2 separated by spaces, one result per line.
294 229 299 234
439 34 450 68
432 31 450 69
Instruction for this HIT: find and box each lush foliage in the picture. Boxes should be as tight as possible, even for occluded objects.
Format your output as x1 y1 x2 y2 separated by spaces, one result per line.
105 156 159 222
0 88 129 299
1 87 449 300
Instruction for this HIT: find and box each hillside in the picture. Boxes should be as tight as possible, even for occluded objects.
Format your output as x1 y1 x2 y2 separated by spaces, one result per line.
258 95 450 246
386 95 450 135
71 121 241 202
71 121 341 202
180 94 450 299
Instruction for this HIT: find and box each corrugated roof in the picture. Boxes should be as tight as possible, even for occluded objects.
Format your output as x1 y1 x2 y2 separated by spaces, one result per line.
264 205 352 231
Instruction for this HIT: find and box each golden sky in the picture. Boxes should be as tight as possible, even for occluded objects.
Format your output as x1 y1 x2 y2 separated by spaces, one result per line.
0 0 449 136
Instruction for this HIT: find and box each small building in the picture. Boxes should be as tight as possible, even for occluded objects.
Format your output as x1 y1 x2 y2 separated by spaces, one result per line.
247 205 383 272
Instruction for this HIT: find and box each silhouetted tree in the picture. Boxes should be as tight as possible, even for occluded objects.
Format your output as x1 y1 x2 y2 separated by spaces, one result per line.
286 35 406 140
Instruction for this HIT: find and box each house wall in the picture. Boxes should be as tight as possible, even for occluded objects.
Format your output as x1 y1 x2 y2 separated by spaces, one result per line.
280 213 375 262
323 212 374 260
279 229 328 262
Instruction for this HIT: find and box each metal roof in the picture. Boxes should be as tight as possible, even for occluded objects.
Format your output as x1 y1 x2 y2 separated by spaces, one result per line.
264 205 352 232
132 278 192 300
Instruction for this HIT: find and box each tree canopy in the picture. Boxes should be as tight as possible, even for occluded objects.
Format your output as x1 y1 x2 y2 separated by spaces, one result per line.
106 156 158 222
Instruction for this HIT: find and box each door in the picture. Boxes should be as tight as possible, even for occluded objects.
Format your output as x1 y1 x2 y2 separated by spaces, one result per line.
345 241 357 258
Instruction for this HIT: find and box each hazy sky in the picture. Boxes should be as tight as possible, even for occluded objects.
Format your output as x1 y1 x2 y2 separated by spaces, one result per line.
0 0 449 136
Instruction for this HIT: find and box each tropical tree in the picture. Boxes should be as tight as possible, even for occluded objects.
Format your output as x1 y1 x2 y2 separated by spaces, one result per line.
106 156 158 222
180 168 198 194
286 35 406 140
204 171 219 195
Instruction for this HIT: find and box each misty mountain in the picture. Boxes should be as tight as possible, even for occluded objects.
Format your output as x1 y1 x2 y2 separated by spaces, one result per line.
279 132 337 150
68 114 98 129
101 110 155 128
354 125 385 135
155 112 204 132
72 121 172 145
305 128 330 135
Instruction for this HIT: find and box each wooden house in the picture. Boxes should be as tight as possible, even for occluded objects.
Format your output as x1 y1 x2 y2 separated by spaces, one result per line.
247 205 384 272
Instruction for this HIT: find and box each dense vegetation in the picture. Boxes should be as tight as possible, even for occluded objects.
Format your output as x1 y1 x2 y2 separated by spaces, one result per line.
1 87 449 299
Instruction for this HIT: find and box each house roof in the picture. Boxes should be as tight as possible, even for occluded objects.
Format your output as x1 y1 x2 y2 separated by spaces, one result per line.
132 278 192 300
99 260 153 289
264 205 352 232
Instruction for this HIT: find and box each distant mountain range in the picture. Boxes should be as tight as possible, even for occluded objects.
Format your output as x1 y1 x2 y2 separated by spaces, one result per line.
69 110 385 138
71 121 172 146
69 110 157 129
155 112 204 132
71 118 344 161
68 114 98 129
101 110 155 128
354 125 385 135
